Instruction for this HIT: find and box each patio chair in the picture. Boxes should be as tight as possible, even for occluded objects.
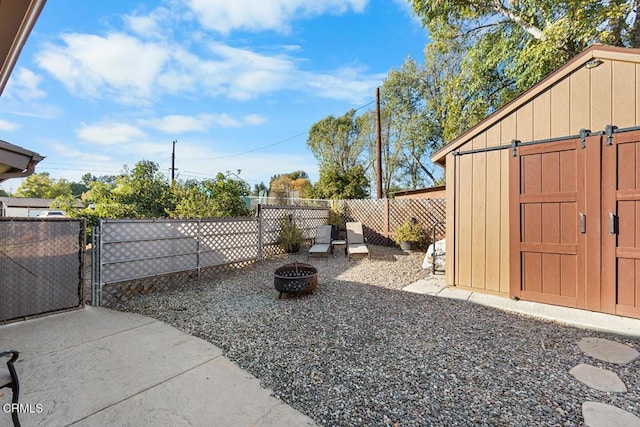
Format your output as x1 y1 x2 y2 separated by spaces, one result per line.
1 350 20 427
308 225 333 259
346 222 370 260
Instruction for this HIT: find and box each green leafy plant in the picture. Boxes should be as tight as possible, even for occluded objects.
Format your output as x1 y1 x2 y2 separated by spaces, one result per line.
392 219 425 245
279 215 303 252
327 208 344 228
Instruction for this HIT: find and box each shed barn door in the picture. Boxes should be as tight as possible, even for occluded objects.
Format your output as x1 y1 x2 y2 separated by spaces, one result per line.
602 130 640 318
510 137 590 308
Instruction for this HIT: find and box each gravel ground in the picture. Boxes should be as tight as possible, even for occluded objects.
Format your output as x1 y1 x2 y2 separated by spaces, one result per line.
113 245 640 426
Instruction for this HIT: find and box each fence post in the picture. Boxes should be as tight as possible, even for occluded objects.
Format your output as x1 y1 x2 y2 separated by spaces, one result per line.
196 219 201 280
383 198 390 241
257 204 263 260
91 223 102 306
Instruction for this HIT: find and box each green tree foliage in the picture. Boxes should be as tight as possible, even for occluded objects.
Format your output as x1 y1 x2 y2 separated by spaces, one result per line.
0 188 9 197
14 172 73 199
169 173 251 218
306 110 368 174
410 0 640 137
82 160 171 218
311 164 369 200
114 160 173 218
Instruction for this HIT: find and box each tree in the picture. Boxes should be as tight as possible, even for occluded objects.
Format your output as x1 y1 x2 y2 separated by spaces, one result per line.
0 188 9 197
269 171 312 199
410 0 640 135
169 173 251 218
311 164 369 200
112 160 173 218
81 160 171 218
14 172 72 199
306 110 368 174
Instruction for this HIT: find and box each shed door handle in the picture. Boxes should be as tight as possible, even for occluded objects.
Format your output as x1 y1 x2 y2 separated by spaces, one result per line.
609 212 616 235
579 212 586 234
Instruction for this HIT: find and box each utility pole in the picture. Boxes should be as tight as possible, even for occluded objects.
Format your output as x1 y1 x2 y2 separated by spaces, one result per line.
375 87 383 199
171 140 177 186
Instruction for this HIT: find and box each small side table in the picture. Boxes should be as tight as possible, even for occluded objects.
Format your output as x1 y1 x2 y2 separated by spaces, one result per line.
331 239 347 257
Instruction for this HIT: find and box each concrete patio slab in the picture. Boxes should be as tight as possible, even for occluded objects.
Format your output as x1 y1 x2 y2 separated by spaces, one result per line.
578 337 640 364
77 356 315 427
0 307 317 427
0 307 155 358
582 401 640 427
569 363 627 392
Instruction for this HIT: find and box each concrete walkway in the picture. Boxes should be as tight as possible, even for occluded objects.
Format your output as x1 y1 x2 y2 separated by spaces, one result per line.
404 276 640 338
0 307 316 427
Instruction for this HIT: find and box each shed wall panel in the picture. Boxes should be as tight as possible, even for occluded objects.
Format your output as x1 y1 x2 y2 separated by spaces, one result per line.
591 60 612 131
458 153 473 287
485 125 502 292
471 134 487 290
449 55 640 301
613 61 636 128
445 152 455 286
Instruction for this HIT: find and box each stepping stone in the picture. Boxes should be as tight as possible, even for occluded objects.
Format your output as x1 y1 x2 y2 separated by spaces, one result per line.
569 364 627 392
583 401 640 427
578 337 640 364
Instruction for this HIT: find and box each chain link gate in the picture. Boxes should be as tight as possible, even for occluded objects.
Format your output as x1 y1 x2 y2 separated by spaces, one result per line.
0 218 85 323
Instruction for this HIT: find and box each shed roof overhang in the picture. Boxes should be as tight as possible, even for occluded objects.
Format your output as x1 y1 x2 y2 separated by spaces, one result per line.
0 0 47 183
0 0 47 96
430 45 640 166
0 140 44 183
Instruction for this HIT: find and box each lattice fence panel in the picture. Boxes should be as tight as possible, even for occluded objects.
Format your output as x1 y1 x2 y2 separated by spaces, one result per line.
260 205 329 243
100 219 200 284
388 198 446 244
0 218 85 323
199 219 259 266
337 199 387 245
99 218 259 285
337 198 446 246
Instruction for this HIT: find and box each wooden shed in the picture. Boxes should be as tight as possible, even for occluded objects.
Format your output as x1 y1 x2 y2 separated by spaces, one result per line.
432 45 640 320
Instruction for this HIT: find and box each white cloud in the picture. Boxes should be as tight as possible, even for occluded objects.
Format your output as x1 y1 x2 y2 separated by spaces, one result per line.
50 143 113 162
305 66 384 104
124 7 172 39
0 119 20 132
36 33 169 104
243 114 267 125
186 0 368 34
139 112 268 134
4 67 46 100
76 122 146 145
34 21 382 105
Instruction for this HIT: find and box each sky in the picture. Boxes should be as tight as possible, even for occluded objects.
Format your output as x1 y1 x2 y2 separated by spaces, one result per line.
0 0 430 193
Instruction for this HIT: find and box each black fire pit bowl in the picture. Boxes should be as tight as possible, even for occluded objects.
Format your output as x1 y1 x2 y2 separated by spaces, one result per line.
274 262 318 299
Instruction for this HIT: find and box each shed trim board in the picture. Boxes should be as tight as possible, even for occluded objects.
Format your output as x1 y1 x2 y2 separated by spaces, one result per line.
436 45 640 320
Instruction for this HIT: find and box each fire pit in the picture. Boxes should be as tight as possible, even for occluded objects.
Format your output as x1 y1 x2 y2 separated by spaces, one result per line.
273 262 318 299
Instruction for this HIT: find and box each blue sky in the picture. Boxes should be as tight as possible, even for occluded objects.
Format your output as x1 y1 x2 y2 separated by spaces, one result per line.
0 0 430 192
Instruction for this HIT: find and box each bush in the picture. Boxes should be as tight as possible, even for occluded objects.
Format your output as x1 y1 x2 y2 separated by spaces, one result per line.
392 219 425 245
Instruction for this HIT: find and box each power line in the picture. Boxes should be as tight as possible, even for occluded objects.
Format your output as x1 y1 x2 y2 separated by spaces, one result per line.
198 99 376 161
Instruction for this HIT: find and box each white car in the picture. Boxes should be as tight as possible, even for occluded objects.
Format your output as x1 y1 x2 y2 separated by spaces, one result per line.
37 210 67 218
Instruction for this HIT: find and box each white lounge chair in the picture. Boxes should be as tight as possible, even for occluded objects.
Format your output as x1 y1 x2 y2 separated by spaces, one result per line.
308 225 333 259
346 222 370 260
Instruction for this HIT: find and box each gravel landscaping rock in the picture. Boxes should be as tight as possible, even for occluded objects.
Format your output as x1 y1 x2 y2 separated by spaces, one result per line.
112 245 640 426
